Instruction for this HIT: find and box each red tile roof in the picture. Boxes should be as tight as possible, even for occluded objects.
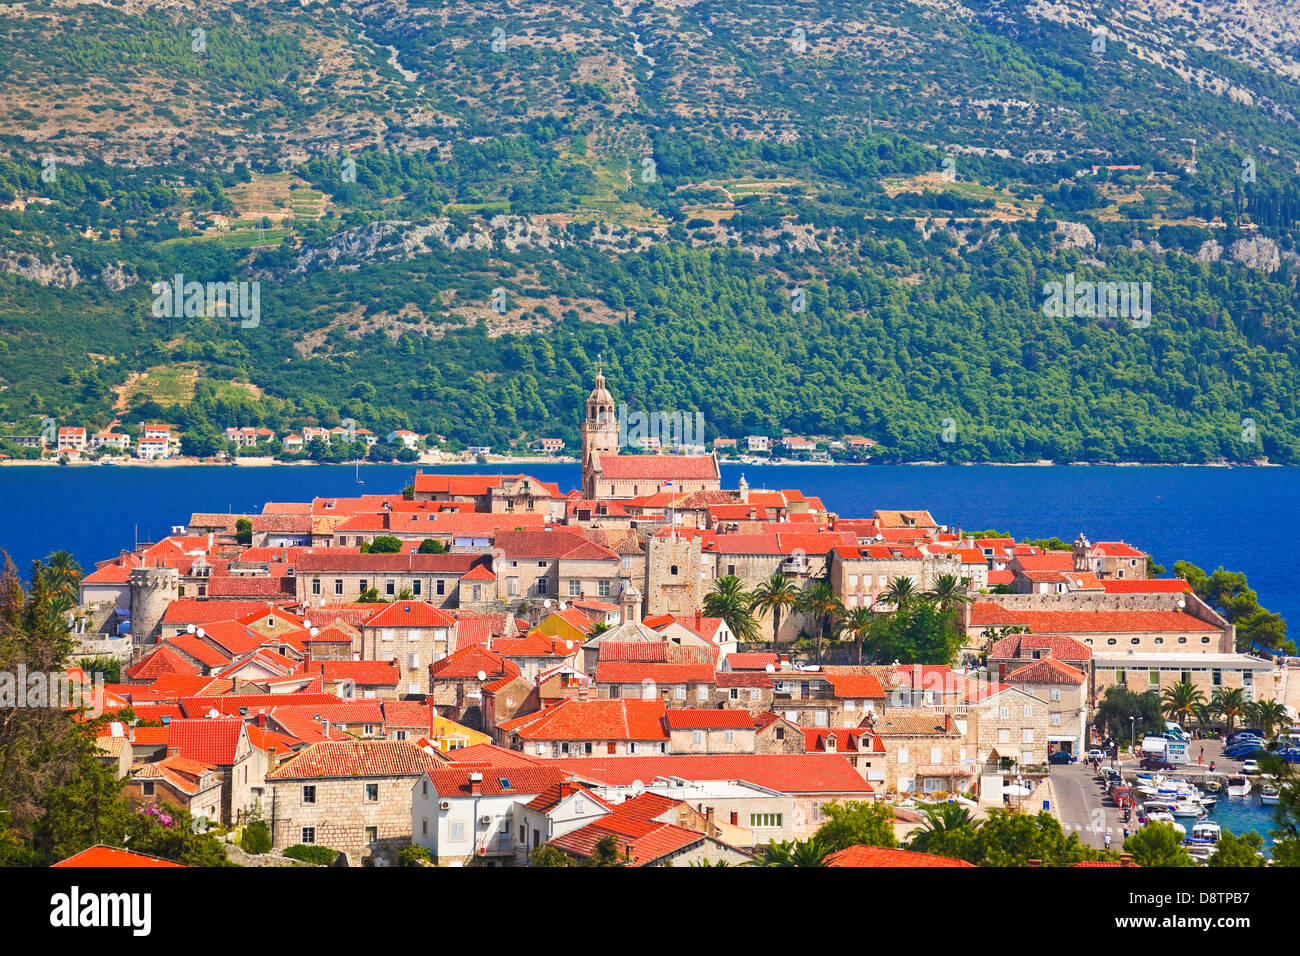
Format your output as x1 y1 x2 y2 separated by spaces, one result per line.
362 601 456 629
595 661 716 684
826 845 973 867
125 645 201 681
521 781 613 813
970 603 1218 634
305 660 401 686
596 455 720 480
503 699 670 741
269 740 444 779
662 708 755 730
824 673 887 698
1005 657 1088 685
429 644 519 681
725 652 778 671
166 717 246 765
553 754 874 794
54 846 188 868
1101 579 1192 594
426 765 567 797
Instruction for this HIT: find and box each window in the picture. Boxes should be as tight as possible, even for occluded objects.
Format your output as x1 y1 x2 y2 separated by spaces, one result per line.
536 578 549 595
382 629 394 642
365 826 378 844
301 827 315 844
727 565 736 576
303 785 316 804
364 783 378 801
899 747 910 763
998 729 1010 744
449 822 466 842
930 747 942 764
435 578 445 596
408 653 420 668
575 799 585 814
749 813 783 829
1022 729 1034 744
692 730 704 744
1149 670 1160 687
848 574 858 587
334 579 344 596
598 580 611 597
386 579 396 596
142 782 155 796
396 729 409 740
750 688 761 701
1116 670 1126 685
1050 713 1062 726
422 819 428 836
725 731 735 744
1049 687 1061 702
999 706 1009 719
507 577 518 597
312 578 321 595
628 742 638 754
1212 669 1222 686
409 628 422 642
728 688 740 700
675 685 686 700
844 699 856 711
569 580 581 597
412 580 422 595
815 711 828 727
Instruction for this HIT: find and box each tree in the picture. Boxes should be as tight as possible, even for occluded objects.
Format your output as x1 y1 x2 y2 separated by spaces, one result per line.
363 535 403 554
240 821 272 854
235 518 252 546
750 572 801 654
1207 830 1264 867
869 599 964 665
587 834 625 866
813 800 896 853
925 574 971 613
529 844 574 867
703 575 757 643
796 578 842 661
970 810 1102 867
398 845 431 867
1212 687 1247 735
1174 561 1293 654
1160 682 1206 728
418 538 449 554
750 837 830 867
907 803 980 858
881 575 918 610
1251 699 1292 742
1123 822 1193 867
834 605 876 664
1093 686 1164 746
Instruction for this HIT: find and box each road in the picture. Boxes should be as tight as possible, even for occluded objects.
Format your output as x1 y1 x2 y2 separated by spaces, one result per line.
1052 739 1232 849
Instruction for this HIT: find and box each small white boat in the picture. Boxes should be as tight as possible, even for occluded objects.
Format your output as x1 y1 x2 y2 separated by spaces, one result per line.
1226 775 1252 797
1260 786 1280 805
1183 821 1221 861
1170 800 1208 819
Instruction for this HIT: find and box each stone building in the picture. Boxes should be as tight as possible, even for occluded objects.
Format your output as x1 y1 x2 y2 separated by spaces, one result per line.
265 740 444 862
359 600 457 695
1004 657 1090 757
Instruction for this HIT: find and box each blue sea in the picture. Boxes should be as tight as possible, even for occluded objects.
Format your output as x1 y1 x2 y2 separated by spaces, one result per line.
1 462 1297 630
1206 793 1281 850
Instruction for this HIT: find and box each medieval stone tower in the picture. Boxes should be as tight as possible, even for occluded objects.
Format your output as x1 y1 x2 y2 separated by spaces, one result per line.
129 564 178 649
1072 533 1092 573
644 534 705 618
580 368 619 498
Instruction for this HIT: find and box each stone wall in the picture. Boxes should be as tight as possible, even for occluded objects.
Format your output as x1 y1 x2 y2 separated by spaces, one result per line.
268 775 419 861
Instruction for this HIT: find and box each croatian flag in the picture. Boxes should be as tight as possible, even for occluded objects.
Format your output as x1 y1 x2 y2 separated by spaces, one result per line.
663 481 674 487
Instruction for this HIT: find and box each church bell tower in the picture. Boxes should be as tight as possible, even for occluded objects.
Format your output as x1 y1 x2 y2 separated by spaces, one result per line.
581 363 619 498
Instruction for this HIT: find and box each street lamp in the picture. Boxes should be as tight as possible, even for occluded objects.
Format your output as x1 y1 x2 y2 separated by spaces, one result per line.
1129 717 1136 761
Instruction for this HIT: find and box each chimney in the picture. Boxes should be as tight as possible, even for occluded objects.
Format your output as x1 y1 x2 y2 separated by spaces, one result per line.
468 771 482 795
779 654 789 667
730 811 739 826
256 713 267 728
168 746 180 758
695 609 702 631
704 806 716 837
1120 853 1133 866
1027 859 1043 867
267 746 278 773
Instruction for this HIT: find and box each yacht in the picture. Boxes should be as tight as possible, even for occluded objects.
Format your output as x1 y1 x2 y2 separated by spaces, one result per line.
1260 784 1280 805
1226 775 1252 797
1183 821 1222 862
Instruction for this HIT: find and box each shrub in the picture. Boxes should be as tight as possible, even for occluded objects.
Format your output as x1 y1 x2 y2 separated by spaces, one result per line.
240 821 272 854
282 843 339 866
398 845 431 867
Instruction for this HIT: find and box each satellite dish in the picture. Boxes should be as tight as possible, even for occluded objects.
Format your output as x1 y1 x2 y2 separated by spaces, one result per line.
309 627 320 638
765 663 775 673
196 627 206 638
630 780 646 797
559 602 567 610
186 623 196 634
875 533 884 541
544 599 552 608
302 619 312 629
477 670 487 681
566 640 574 650
206 708 220 719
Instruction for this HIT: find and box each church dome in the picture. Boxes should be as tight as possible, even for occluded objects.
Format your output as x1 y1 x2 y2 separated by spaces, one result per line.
588 371 613 405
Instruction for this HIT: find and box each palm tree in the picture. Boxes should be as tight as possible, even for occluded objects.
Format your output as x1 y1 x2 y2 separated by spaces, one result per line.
750 572 801 656
1160 682 1206 728
925 574 971 613
834 605 876 665
749 838 829 867
1252 699 1292 742
908 803 979 854
703 575 758 643
881 575 918 610
797 578 843 661
1212 687 1247 735
1190 702 1216 736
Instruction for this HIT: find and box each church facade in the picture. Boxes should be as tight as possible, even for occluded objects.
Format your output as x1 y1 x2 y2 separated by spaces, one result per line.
580 371 721 500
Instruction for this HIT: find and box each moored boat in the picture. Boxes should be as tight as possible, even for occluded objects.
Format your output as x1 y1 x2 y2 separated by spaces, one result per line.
1226 775 1252 797
1261 785 1280 805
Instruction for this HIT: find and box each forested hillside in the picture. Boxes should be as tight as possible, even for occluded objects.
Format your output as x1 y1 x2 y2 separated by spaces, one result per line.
1 0 1299 462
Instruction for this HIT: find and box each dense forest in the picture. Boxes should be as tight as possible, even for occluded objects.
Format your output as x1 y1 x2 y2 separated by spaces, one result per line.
1 0 1299 463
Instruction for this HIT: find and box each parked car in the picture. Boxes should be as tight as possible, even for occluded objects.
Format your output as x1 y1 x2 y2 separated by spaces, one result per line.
1086 749 1105 762
1140 757 1175 771
1228 730 1265 745
1227 746 1267 760
1242 759 1261 774
1048 750 1074 765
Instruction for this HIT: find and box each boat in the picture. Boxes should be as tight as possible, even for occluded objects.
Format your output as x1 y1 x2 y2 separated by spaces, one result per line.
1169 799 1209 819
1226 775 1252 797
1261 785 1280 805
1201 776 1224 794
1183 821 1222 862
1141 808 1186 837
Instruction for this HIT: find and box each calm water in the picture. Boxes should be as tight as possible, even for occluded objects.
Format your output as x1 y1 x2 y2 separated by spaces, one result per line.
0 462 1297 628
1206 793 1280 850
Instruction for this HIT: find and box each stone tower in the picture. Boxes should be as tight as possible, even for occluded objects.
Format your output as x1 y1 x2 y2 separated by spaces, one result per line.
644 534 705 618
129 564 178 649
620 583 642 625
1072 533 1092 573
580 367 619 498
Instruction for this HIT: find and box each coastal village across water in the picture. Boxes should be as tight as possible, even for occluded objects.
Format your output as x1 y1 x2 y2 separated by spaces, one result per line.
59 374 1294 867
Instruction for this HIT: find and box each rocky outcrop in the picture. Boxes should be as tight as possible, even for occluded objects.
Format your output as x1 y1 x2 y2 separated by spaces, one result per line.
1055 221 1095 251
0 250 81 288
1228 236 1281 272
